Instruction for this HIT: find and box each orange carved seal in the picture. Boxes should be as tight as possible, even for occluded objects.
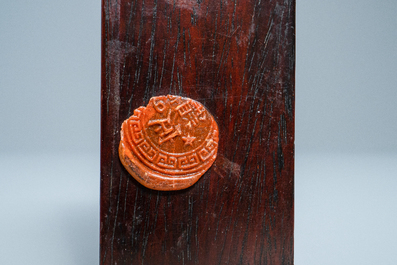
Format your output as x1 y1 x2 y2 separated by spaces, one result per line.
119 95 219 191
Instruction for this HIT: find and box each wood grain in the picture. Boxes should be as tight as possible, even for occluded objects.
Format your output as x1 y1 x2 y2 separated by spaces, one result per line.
100 0 295 264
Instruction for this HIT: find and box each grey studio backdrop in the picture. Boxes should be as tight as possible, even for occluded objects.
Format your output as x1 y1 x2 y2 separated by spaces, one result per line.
0 0 396 264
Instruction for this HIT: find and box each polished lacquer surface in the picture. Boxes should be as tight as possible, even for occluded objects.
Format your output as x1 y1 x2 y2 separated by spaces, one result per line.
101 0 295 263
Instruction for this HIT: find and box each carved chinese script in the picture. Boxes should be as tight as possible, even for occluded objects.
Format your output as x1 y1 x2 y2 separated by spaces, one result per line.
119 95 219 191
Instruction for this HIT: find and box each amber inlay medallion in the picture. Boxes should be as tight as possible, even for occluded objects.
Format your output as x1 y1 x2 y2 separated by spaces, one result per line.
119 95 219 191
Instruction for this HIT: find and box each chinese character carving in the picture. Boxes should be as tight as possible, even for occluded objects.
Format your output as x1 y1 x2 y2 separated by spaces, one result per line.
119 95 219 191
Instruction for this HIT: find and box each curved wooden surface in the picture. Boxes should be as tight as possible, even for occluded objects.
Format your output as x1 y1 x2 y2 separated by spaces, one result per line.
101 0 295 264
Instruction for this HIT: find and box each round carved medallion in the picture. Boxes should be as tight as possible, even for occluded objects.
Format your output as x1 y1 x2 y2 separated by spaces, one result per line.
119 95 219 191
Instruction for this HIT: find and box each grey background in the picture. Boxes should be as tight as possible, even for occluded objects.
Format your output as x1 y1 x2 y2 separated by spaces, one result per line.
0 0 396 264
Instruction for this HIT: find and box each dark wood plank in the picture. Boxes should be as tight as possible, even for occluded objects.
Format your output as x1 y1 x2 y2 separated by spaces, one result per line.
100 0 295 264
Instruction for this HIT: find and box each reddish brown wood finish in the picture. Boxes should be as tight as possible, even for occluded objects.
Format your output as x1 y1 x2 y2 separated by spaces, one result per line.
101 0 295 264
